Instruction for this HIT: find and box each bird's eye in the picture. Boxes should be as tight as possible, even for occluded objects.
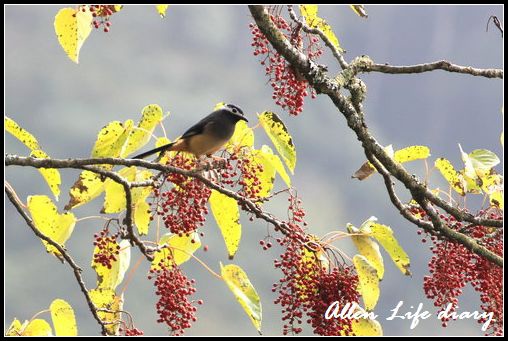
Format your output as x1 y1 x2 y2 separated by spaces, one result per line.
232 108 237 113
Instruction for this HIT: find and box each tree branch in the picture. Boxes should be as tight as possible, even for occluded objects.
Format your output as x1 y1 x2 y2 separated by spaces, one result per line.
248 5 503 266
5 155 294 239
4 184 108 335
361 60 503 79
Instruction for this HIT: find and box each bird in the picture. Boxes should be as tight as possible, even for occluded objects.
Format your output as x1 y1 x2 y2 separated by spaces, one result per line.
132 103 248 160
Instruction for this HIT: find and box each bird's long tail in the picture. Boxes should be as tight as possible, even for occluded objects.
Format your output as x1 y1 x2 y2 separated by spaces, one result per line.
132 142 177 159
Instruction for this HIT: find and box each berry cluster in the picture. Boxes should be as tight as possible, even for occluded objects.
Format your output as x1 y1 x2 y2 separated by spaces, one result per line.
250 13 321 115
89 5 118 32
152 154 211 236
215 153 265 200
149 256 201 336
92 228 121 269
272 192 360 335
121 327 144 336
415 208 503 335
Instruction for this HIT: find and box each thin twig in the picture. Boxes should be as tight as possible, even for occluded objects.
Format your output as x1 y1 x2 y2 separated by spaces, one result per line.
4 184 108 335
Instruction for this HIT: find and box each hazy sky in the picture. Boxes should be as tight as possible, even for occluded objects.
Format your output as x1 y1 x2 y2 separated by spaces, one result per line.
5 5 503 336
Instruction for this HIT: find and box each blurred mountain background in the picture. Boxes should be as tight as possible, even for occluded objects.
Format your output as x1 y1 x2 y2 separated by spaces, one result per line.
5 5 503 336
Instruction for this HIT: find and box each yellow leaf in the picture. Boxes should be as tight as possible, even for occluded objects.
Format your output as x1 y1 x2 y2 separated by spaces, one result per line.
134 201 151 235
5 116 41 150
353 255 379 311
225 120 255 153
300 5 343 52
348 223 384 279
210 190 241 259
489 190 504 209
221 263 262 332
258 111 296 173
89 289 123 335
249 149 276 198
102 167 137 214
458 144 476 179
50 299 77 336
214 101 226 110
121 104 164 158
27 195 76 258
259 145 291 188
5 318 27 336
54 7 93 63
30 149 61 200
350 5 369 18
352 316 383 336
370 223 411 276
22 319 53 336
156 5 169 18
154 136 172 164
151 232 201 271
92 120 134 159
300 5 318 21
435 158 465 196
65 170 105 210
92 239 131 290
393 145 431 163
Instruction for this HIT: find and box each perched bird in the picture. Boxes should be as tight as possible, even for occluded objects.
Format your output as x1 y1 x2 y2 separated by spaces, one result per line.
133 103 247 160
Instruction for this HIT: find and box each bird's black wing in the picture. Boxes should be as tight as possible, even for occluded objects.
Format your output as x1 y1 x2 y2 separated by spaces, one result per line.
179 111 218 139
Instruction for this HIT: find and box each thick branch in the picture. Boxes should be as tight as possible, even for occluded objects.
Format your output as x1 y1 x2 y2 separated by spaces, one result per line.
5 184 108 335
5 155 293 239
362 61 503 79
248 5 503 266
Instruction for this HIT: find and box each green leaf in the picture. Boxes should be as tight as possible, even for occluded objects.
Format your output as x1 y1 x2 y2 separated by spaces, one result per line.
468 149 500 171
27 195 76 258
50 299 77 336
258 111 296 173
210 190 241 258
370 223 411 276
353 255 380 311
151 232 201 270
54 7 93 63
221 263 262 333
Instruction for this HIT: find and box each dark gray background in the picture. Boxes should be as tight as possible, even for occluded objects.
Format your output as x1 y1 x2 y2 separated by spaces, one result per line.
5 5 503 336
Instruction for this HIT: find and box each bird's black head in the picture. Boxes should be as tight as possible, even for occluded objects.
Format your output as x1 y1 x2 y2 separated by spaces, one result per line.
223 103 248 122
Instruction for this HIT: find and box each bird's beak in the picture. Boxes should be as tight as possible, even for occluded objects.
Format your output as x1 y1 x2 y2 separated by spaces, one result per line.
240 116 248 122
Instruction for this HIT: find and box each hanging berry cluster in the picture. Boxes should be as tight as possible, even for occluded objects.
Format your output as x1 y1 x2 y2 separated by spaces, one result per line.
148 255 203 336
250 13 322 116
414 208 503 335
152 154 211 236
77 5 119 32
272 192 360 335
92 227 121 269
216 153 265 201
